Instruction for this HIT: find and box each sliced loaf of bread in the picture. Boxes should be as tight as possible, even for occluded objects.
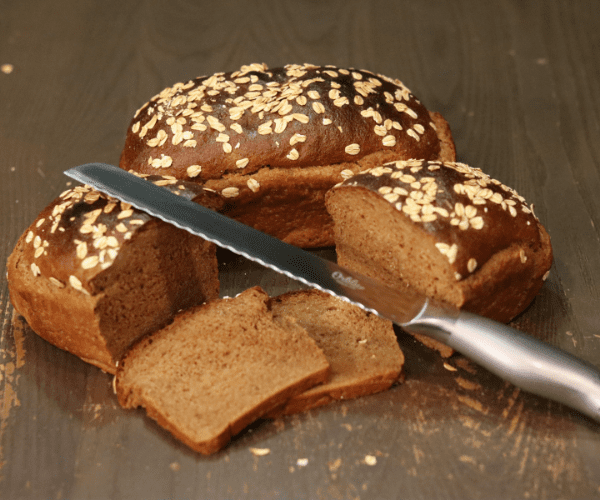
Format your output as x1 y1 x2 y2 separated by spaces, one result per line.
268 289 404 416
7 175 221 373
325 160 552 324
115 287 330 454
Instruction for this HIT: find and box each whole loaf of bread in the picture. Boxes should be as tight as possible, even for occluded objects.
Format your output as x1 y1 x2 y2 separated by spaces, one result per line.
120 63 456 247
7 174 222 373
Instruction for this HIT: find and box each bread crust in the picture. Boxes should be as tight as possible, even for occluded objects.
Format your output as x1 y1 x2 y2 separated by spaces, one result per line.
119 63 456 247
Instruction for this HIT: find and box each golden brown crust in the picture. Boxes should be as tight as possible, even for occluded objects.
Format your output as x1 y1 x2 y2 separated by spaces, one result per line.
7 175 221 373
119 63 456 247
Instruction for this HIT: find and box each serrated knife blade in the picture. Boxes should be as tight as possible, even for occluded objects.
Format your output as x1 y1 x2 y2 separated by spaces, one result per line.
65 163 600 422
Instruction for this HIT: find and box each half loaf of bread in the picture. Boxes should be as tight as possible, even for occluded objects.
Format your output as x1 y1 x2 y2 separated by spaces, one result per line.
268 289 404 416
120 63 456 247
7 174 221 373
115 287 330 455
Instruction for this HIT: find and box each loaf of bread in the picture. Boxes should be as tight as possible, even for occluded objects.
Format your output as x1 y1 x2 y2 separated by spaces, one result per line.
115 287 330 455
7 174 221 374
119 63 456 247
268 289 404 416
325 160 553 346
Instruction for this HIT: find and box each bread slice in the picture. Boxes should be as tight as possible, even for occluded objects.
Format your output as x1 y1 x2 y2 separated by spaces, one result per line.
115 287 329 454
268 290 404 416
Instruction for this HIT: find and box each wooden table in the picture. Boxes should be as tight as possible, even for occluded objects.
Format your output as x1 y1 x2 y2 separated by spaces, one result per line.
2 1 600 498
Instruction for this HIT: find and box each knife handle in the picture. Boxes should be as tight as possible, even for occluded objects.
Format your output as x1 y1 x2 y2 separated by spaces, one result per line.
404 301 600 422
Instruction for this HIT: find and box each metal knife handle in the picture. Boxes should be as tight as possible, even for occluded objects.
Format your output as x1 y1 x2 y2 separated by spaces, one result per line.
404 300 600 421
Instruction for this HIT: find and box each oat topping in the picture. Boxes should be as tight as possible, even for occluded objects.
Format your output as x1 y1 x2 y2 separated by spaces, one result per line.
126 63 437 179
187 164 202 178
340 169 355 180
236 158 250 169
345 143 361 155
286 148 300 160
247 178 260 193
221 187 240 198
23 174 208 293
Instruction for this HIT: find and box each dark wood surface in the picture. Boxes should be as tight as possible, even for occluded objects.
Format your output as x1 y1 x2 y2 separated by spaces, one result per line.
2 1 600 498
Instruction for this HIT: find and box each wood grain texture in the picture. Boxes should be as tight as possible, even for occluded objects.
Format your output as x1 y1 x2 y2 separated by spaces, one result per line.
2 0 600 499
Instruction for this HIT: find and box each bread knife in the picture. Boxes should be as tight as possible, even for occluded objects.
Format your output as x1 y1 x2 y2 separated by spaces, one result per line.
65 163 600 422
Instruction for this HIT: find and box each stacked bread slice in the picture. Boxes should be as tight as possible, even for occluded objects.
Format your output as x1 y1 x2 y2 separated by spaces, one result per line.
115 287 404 454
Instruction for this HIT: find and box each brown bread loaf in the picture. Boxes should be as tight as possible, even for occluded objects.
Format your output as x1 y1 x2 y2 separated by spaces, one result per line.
115 287 330 455
119 63 456 247
268 289 404 416
7 174 221 373
325 160 553 354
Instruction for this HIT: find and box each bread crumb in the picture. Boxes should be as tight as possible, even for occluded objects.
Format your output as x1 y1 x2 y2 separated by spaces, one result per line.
296 458 309 467
328 458 342 472
455 377 481 391
249 447 270 456
443 362 457 371
364 455 377 466
454 358 477 375
1 63 14 74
